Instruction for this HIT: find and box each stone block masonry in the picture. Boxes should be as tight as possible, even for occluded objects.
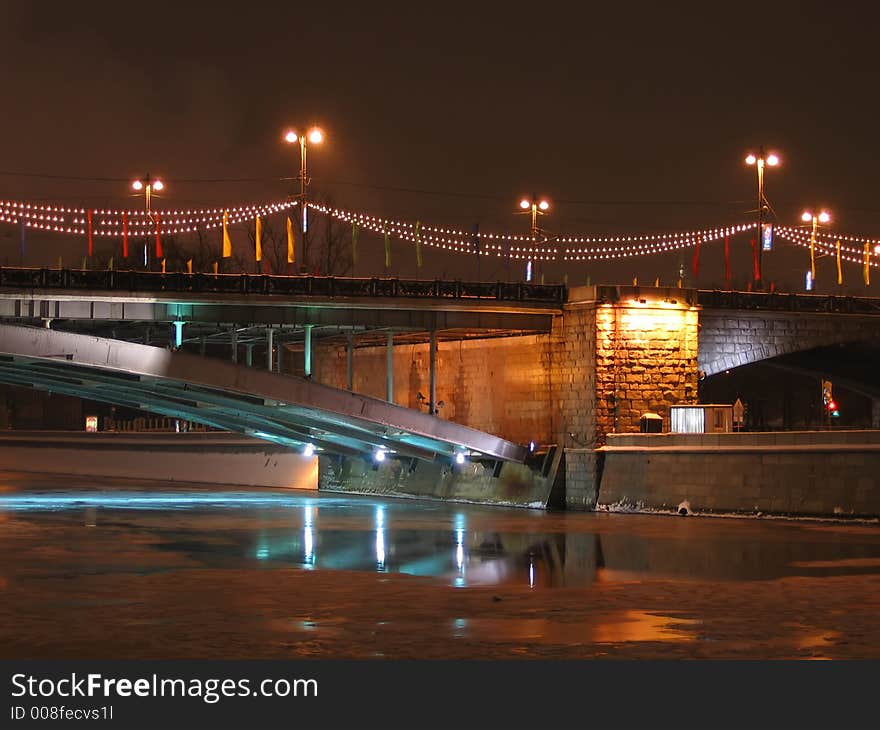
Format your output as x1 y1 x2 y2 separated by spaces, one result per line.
599 431 880 517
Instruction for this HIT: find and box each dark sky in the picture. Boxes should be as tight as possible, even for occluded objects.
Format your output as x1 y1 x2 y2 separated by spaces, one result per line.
2 2 879 290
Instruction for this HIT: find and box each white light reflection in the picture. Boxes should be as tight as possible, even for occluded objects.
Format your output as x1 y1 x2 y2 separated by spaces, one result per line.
375 506 386 569
528 557 536 588
454 511 466 587
303 504 315 567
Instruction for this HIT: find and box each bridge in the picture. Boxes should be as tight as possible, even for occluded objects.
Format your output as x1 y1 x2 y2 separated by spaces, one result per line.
4 268 880 508
0 324 525 464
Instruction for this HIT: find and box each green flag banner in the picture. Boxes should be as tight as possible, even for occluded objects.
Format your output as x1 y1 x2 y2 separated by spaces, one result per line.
352 222 359 267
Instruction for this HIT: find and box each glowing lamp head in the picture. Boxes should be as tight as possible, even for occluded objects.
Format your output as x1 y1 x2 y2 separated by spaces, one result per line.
745 154 757 165
151 179 164 192
284 130 299 144
766 153 780 166
131 180 144 191
455 452 466 465
303 443 315 458
818 211 831 224
802 211 813 223
519 199 531 210
538 200 550 211
374 448 386 463
307 128 324 144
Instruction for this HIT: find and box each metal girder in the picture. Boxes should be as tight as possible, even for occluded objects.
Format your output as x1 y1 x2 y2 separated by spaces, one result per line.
0 324 527 463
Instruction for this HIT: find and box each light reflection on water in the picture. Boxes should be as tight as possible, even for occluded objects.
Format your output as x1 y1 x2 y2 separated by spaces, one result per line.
2 487 880 589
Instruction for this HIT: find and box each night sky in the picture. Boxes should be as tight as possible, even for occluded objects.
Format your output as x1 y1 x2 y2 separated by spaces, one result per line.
1 2 879 290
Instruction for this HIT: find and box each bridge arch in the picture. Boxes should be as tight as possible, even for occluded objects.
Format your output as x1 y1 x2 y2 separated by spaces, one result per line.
698 309 880 376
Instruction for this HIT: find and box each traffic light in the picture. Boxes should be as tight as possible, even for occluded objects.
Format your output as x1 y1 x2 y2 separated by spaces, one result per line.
827 399 840 418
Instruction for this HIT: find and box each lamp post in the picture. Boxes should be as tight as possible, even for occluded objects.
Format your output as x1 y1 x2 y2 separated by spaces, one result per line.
517 194 550 282
131 174 164 268
801 209 831 286
283 127 324 269
745 147 780 287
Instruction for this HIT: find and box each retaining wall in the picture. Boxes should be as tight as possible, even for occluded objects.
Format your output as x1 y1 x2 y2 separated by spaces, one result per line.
599 430 880 517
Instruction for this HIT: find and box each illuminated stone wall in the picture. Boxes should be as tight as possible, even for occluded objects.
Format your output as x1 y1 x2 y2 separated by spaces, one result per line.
312 334 554 446
594 300 700 440
311 288 702 511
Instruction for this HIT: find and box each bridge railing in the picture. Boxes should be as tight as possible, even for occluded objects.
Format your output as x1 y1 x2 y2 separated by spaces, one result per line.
0 267 567 305
698 289 880 315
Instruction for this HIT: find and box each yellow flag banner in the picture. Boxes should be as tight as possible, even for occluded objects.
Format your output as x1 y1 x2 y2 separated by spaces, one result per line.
384 225 391 269
632 276 638 285
654 277 660 287
212 261 219 275
415 221 423 268
255 215 262 262
864 243 871 286
286 216 295 264
161 258 166 274
836 240 843 286
186 259 193 274
222 211 232 258
810 228 816 280
107 256 113 271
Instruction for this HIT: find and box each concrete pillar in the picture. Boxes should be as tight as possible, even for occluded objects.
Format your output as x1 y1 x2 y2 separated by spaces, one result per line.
276 334 284 374
303 324 314 378
429 329 437 415
199 336 206 357
230 328 238 363
386 329 394 403
346 331 354 391
245 343 254 367
266 328 274 370
872 399 880 429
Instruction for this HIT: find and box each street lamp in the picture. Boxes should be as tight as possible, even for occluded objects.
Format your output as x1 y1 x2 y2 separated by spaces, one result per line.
517 194 550 282
801 209 831 285
131 174 164 267
283 126 325 263
745 147 780 287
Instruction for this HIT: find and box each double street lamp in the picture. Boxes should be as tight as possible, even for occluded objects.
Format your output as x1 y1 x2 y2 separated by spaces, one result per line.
518 194 550 282
745 147 780 286
801 209 831 286
131 174 164 267
283 127 325 261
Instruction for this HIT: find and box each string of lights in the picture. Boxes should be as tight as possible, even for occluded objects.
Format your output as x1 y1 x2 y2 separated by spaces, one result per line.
0 199 297 238
776 229 879 268
2 194 880 271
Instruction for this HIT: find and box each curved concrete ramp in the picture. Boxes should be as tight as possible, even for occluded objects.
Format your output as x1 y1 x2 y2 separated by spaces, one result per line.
0 324 527 463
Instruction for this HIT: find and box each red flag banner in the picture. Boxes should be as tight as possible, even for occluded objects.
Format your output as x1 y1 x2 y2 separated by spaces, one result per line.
122 212 129 258
751 238 760 281
87 209 94 257
692 236 701 277
724 236 730 285
155 213 163 259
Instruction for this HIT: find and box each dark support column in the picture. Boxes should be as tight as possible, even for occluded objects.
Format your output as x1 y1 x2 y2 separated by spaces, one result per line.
245 343 254 367
276 334 284 374
199 336 206 357
346 331 354 391
386 329 394 403
429 329 437 415
266 328 274 370
304 324 314 378
230 328 238 363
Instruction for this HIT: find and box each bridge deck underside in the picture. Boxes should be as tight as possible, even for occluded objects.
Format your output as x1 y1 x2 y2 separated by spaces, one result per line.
0 325 526 463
